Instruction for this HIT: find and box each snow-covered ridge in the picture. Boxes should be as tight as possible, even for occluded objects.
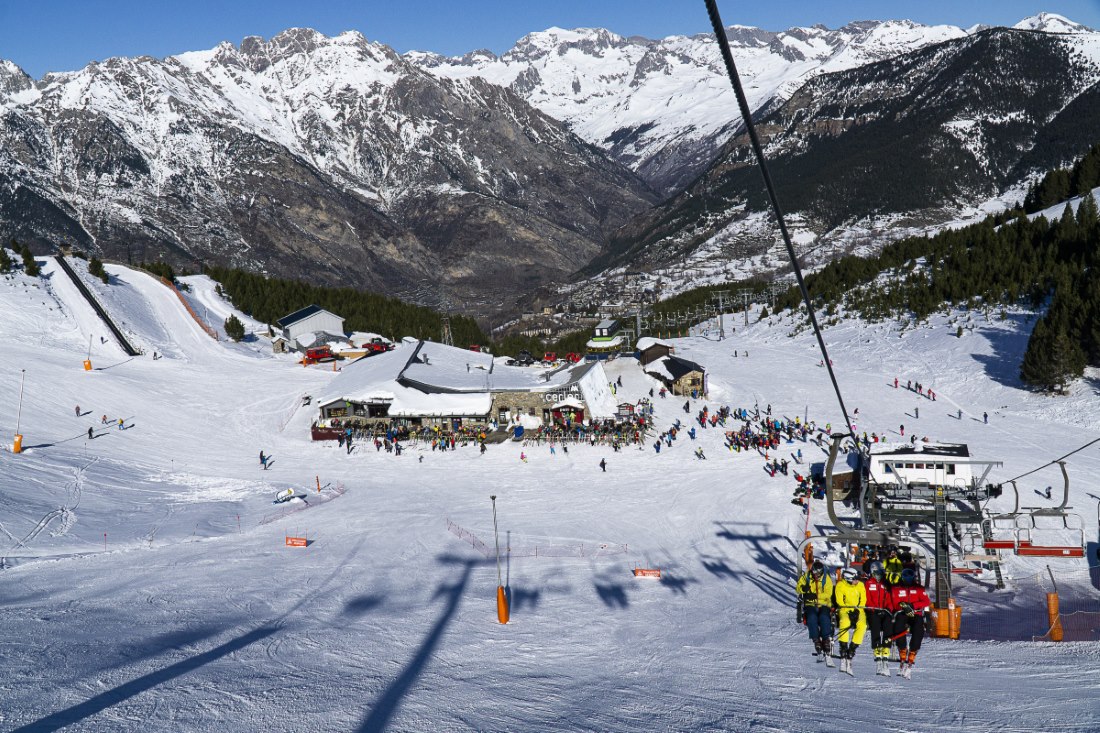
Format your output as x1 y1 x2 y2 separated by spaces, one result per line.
407 14 1093 192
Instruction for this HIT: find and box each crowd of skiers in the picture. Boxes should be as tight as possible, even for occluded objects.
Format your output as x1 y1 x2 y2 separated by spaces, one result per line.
796 547 931 679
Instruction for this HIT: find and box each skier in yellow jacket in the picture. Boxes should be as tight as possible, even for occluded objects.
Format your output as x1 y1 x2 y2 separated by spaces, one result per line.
834 566 868 675
796 560 835 667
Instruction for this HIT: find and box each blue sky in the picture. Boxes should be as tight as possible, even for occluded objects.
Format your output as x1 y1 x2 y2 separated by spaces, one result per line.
2 0 1098 78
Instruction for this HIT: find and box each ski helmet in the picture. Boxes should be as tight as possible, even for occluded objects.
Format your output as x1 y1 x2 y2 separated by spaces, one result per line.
901 567 917 585
811 560 825 577
841 567 858 582
867 561 885 581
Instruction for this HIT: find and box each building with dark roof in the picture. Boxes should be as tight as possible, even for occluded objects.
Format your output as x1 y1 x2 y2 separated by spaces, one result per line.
642 354 706 396
275 305 345 349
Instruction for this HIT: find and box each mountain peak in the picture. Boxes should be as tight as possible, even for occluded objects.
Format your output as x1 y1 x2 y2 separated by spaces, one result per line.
1014 13 1092 34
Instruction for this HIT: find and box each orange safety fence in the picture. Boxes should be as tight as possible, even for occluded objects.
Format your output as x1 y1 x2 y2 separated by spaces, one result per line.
446 519 629 559
160 277 219 340
950 564 1100 642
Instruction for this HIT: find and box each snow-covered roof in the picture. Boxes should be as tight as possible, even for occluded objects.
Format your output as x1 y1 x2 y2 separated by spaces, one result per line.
317 340 618 418
552 397 585 410
869 442 970 458
636 336 672 351
643 355 704 381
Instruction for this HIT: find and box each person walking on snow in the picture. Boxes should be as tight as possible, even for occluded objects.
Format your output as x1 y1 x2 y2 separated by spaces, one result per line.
600 458 607 472
796 560 836 667
87 426 94 440
983 411 988 424
520 451 528 463
117 418 124 431
834 567 868 675
75 405 80 417
259 451 268 470
890 568 931 679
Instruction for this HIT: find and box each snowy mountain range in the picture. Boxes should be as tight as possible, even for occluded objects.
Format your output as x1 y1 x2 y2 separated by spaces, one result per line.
0 13 1096 315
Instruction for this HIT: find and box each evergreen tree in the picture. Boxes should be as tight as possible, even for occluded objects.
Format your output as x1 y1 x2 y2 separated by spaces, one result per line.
20 243 39 276
0 245 11 273
89 257 109 284
224 314 246 342
1071 144 1100 196
1075 192 1098 230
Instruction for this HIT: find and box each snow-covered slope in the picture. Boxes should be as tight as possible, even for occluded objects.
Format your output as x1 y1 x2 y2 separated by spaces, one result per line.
2 253 1099 730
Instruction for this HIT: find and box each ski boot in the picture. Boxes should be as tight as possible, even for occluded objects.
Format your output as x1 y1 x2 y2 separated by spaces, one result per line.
823 641 835 668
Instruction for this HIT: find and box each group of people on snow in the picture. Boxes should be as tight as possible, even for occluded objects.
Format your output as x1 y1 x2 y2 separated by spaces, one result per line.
796 547 930 678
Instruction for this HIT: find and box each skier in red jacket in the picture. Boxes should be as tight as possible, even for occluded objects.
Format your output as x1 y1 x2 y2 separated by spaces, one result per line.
889 567 931 679
863 561 894 676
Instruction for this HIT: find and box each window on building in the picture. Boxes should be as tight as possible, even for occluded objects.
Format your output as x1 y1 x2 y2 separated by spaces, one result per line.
947 464 956 475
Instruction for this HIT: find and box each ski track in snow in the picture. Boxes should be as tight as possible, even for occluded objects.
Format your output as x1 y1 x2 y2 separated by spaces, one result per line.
0 260 1099 731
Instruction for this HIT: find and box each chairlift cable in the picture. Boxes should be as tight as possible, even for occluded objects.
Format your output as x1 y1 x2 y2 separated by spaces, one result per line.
704 0 855 436
1001 436 1100 484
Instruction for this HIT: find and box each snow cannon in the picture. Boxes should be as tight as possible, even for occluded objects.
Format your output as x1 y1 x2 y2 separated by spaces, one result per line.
83 360 92 371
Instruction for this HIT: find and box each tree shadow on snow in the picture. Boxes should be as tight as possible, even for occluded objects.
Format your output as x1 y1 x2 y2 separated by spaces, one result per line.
969 320 1033 388
13 626 278 733
356 557 478 733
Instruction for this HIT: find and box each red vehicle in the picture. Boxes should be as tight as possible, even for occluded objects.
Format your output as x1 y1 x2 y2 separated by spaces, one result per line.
304 345 335 363
469 344 482 352
543 351 557 363
564 352 581 363
362 338 393 356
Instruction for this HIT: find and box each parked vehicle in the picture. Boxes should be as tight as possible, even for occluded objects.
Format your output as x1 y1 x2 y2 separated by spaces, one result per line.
304 345 335 363
362 338 393 357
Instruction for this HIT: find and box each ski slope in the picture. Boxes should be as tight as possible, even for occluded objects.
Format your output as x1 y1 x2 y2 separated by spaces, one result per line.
1 259 1099 732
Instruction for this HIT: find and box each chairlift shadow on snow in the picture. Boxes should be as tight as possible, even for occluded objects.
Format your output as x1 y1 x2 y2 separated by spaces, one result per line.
18 625 279 732
593 581 630 609
342 594 385 618
357 556 478 733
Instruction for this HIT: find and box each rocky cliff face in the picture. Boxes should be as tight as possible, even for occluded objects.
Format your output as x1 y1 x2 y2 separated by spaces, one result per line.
0 29 656 313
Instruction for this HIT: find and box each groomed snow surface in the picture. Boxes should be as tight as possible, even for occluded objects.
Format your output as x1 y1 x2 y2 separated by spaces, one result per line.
2 259 1099 732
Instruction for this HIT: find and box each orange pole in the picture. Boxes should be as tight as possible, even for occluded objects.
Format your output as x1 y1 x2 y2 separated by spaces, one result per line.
1046 592 1063 642
316 475 321 493
497 585 510 624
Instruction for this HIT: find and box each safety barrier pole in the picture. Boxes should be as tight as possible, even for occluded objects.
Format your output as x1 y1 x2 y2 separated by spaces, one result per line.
1046 566 1063 641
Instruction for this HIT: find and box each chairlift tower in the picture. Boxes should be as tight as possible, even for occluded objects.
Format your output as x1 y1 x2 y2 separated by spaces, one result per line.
865 457 1003 608
712 290 730 340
